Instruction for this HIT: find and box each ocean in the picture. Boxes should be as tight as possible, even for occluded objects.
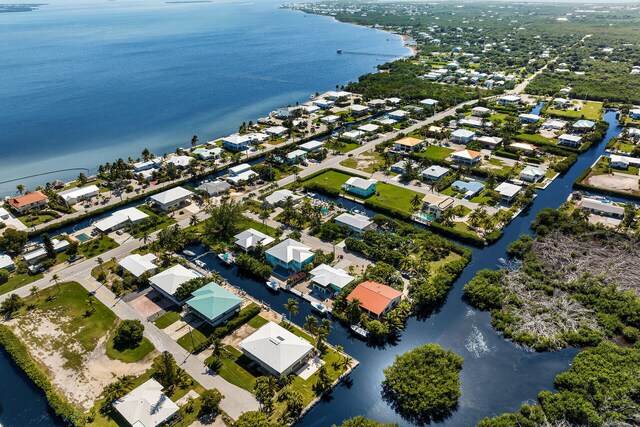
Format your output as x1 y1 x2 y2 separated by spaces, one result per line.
0 0 409 196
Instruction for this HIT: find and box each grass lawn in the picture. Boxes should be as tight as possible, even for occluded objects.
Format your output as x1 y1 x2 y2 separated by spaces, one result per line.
470 190 498 206
609 141 635 153
214 345 259 392
247 313 269 329
91 259 117 281
489 112 511 123
416 145 455 161
302 170 352 193
106 334 154 363
547 101 602 121
0 272 43 296
339 150 385 173
267 137 286 145
154 309 182 329
177 325 211 353
429 252 463 272
327 142 360 154
365 183 422 215
18 213 57 227
79 236 119 259
131 206 176 238
514 132 555 145
239 217 279 238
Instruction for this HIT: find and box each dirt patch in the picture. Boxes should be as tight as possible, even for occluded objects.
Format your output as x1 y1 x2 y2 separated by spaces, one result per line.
128 290 174 318
588 173 640 193
221 323 257 348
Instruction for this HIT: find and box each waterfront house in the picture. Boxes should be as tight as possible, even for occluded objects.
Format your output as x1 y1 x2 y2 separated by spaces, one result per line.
335 212 375 234
610 155 629 169
422 194 454 219
358 123 379 134
541 119 567 130
320 115 340 125
494 182 522 203
58 185 99 205
367 99 386 109
313 99 335 109
558 133 583 148
149 264 199 303
342 177 377 197
133 159 161 172
165 155 193 169
420 98 439 107
186 282 242 327
451 180 484 198
628 128 640 139
299 140 324 152
150 187 193 212
286 149 307 164
518 113 541 124
229 163 252 176
387 110 410 121
472 106 491 116
476 136 503 150
349 104 369 117
309 264 354 294
458 118 484 129
509 142 537 154
579 198 625 219
192 147 222 160
197 180 231 196
378 118 397 126
23 239 69 265
630 108 640 120
246 132 269 143
226 170 258 186
342 130 364 141
8 191 48 213
326 90 351 100
390 160 408 174
451 149 482 166
264 189 302 206
240 322 314 376
572 119 596 132
234 228 275 251
346 281 402 318
265 126 287 137
302 105 320 114
113 379 179 427
272 107 294 119
222 134 251 152
118 253 158 278
450 129 476 144
265 238 314 272
520 166 545 183
421 165 450 182
394 136 423 152
497 95 521 106
0 254 14 272
94 207 149 233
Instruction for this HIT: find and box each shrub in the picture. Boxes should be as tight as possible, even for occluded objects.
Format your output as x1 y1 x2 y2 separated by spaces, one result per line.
113 319 144 348
236 253 272 279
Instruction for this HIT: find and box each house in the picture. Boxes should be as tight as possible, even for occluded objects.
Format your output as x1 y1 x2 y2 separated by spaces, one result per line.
451 180 484 197
197 180 231 196
149 187 193 212
628 128 640 139
497 95 521 106
421 165 450 182
240 322 314 376
579 198 625 219
422 194 454 219
0 254 14 272
320 115 340 124
450 129 476 144
494 182 522 202
472 106 491 116
265 189 302 206
572 120 596 132
234 228 275 251
349 104 369 117
358 123 379 134
149 264 199 302
313 99 335 109
346 281 402 318
509 142 537 154
334 212 375 233
265 126 287 137
451 149 482 166
342 130 364 141
309 264 354 294
229 163 252 176
113 379 179 427
299 140 324 152
192 147 222 160
58 185 100 205
286 149 307 164
378 118 397 126
265 238 314 272
558 133 583 148
518 113 541 124
542 119 567 130
390 160 408 174
367 99 386 108
23 239 69 265
302 104 320 114
394 137 423 152
94 207 149 233
222 134 251 152
386 97 401 105
118 253 158 278
342 177 377 197
520 166 545 182
387 110 410 121
629 109 640 120
326 90 351 100
553 97 570 106
133 159 160 172
476 136 503 150
246 132 269 143
186 282 242 327
227 170 258 186
609 154 640 169
8 191 48 213
420 98 439 107
165 155 193 169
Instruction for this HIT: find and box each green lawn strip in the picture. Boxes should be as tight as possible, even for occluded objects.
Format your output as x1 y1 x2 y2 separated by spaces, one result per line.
154 309 183 329
0 273 43 296
546 101 602 121
177 326 211 353
428 252 463 272
79 236 119 259
246 314 269 329
327 142 359 154
131 207 176 238
514 132 555 145
302 170 353 193
238 217 279 238
365 183 422 216
105 334 154 363
416 145 455 161
91 260 117 281
213 346 259 392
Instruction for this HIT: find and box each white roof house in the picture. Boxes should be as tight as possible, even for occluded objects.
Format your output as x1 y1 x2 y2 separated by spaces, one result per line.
265 238 314 271
558 133 583 147
299 140 324 152
94 207 149 233
265 189 302 206
0 254 14 271
118 253 158 278
349 104 369 114
421 165 450 181
388 110 410 120
309 264 354 293
222 134 251 146
113 379 179 427
226 170 258 185
240 322 314 376
234 228 275 251
150 187 193 212
520 166 545 182
228 163 252 176
149 264 199 301
342 130 363 140
326 90 351 100
320 115 340 124
165 155 193 169
580 198 625 218
358 123 379 133
542 119 567 129
286 149 307 161
495 182 522 202
23 239 69 265
265 126 287 136
334 212 375 233
344 176 377 192
197 180 231 196
58 185 100 205
472 106 491 116
420 98 439 107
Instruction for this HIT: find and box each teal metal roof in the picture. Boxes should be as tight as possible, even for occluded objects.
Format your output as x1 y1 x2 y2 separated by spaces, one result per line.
186 282 242 321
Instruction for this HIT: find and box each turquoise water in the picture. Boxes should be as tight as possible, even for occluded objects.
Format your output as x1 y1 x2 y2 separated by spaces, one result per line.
0 0 409 195
75 233 90 243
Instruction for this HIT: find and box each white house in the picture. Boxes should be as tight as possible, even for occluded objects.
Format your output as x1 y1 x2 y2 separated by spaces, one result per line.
286 149 307 164
197 180 231 196
326 90 351 100
349 104 369 117
165 155 193 169
421 165 450 182
265 189 302 206
133 159 161 172
334 212 375 233
265 239 314 272
265 126 287 137
558 134 583 148
240 322 314 376
342 130 364 141
497 95 521 106
23 239 69 265
246 132 269 143
387 110 410 121
421 194 454 219
629 108 640 120
472 106 491 116
342 177 377 197
58 185 100 205
118 253 158 278
234 228 275 251
476 136 503 150
0 254 14 271
386 97 402 105
113 379 179 427
509 142 537 154
495 182 522 202
229 163 252 176
420 98 439 107
149 264 199 302
542 119 567 130
94 207 149 233
518 113 541 124
309 264 354 294
579 198 625 219
150 187 193 212
222 134 251 152
450 129 476 144
320 115 340 124
520 166 545 182
226 170 258 186
313 99 335 109
358 123 379 134
299 140 324 152
609 154 640 169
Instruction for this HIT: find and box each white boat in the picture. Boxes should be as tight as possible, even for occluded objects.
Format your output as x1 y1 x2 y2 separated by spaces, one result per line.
194 260 206 269
183 250 196 257
350 324 368 339
265 281 280 292
218 252 235 265
311 302 329 316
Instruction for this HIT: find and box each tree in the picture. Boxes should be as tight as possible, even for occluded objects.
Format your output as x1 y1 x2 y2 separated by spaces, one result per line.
333 416 397 427
100 375 135 413
86 293 96 313
234 411 282 427
303 315 318 335
203 199 245 239
284 298 299 321
50 274 60 292
16 184 25 195
0 270 9 285
410 193 422 212
283 389 304 422
314 364 331 393
113 319 144 348
191 135 199 148
199 389 223 416
28 285 39 300
42 234 56 259
254 376 277 413
0 293 24 316
381 344 463 424
0 228 28 255
152 351 186 391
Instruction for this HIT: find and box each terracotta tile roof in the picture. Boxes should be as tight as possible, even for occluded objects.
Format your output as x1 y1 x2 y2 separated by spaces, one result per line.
347 281 402 316
395 137 423 147
8 191 48 208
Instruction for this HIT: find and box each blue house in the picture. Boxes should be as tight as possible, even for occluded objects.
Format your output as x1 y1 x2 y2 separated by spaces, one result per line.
451 180 484 198
265 239 314 272
342 177 377 197
186 282 242 327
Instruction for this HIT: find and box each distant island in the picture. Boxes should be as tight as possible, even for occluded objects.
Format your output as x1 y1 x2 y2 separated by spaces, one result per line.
0 4 45 13
166 1 212 4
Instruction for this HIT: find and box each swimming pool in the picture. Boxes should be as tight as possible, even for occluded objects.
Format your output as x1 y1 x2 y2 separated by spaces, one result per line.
76 233 90 242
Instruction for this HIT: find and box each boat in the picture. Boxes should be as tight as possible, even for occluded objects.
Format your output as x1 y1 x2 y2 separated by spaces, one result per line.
218 252 235 265
337 49 343 54
350 324 368 339
194 259 207 269
311 302 329 316
182 250 196 257
265 281 280 292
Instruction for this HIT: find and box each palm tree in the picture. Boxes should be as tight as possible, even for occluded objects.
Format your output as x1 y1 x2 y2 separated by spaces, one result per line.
191 135 199 148
189 214 198 228
410 193 422 212
50 274 60 292
303 315 318 335
142 231 150 245
30 286 39 301
283 298 299 321
96 257 105 276
16 184 25 195
86 293 96 312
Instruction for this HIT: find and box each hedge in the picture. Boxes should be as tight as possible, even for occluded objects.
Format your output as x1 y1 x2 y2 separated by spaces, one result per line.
494 150 520 161
211 304 261 340
0 325 86 426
